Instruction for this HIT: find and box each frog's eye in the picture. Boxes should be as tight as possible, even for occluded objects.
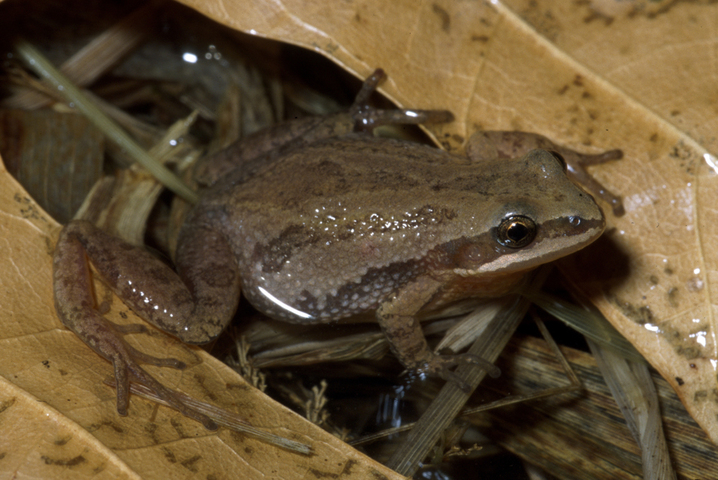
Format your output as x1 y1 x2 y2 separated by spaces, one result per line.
496 215 537 249
548 151 568 172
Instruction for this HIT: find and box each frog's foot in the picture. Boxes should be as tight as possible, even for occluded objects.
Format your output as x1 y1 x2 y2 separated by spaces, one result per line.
101 323 218 430
422 353 501 392
560 149 625 216
53 220 224 429
350 68 454 131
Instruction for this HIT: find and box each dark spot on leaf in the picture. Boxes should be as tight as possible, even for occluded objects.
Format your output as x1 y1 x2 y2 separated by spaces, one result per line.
41 455 86 466
432 4 450 32
667 286 679 307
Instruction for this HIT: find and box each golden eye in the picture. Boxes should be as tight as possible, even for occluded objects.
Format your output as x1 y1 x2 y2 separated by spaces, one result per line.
496 215 537 248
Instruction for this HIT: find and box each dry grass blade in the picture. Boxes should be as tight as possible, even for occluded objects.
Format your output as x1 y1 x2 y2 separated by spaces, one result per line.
531 292 676 477
84 90 164 150
472 335 716 479
460 314 580 417
281 76 344 116
74 110 200 246
588 339 677 480
250 331 388 368
3 1 158 110
209 83 242 153
530 291 644 363
14 38 198 203
385 295 529 476
349 314 581 448
435 301 504 353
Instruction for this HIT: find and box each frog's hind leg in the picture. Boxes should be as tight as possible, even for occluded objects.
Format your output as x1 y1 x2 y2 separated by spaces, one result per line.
350 68 454 132
196 68 455 186
112 345 219 429
53 220 236 429
104 321 218 429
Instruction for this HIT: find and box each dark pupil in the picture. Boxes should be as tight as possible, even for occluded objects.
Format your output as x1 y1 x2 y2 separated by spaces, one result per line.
507 222 528 242
497 215 537 249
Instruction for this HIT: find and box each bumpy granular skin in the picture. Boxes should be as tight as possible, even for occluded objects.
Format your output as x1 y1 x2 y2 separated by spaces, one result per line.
190 136 604 330
53 71 610 422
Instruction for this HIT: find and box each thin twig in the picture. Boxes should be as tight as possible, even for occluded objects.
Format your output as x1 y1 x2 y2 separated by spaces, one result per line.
14 38 198 204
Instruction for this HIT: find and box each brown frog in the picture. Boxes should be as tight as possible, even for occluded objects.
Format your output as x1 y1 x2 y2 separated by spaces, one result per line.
53 69 621 428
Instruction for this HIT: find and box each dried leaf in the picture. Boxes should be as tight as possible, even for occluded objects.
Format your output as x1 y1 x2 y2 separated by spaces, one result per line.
476 335 718 479
0 109 104 224
171 0 718 444
386 296 528 476
0 162 403 478
588 339 676 480
4 0 718 477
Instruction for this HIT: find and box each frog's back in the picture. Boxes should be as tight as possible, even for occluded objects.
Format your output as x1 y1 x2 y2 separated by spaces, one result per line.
192 134 601 324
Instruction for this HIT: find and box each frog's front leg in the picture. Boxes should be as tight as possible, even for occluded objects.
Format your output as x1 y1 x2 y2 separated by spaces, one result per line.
196 69 453 187
467 131 624 216
194 114 345 187
53 220 241 428
349 68 454 131
376 276 499 389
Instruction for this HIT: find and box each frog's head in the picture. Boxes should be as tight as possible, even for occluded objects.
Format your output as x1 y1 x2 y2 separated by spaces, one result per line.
452 149 605 276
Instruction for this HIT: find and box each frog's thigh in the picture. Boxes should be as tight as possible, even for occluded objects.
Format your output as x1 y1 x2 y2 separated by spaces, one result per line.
56 220 194 334
375 276 444 368
174 224 241 343
57 220 238 344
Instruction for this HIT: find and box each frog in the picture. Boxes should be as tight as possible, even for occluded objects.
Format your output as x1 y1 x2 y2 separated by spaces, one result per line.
53 69 621 429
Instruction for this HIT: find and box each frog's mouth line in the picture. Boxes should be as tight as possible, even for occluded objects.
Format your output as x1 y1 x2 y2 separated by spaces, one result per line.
466 216 605 275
